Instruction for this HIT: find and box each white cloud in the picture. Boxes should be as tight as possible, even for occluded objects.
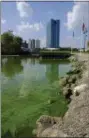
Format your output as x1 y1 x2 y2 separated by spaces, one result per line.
1 19 6 24
65 2 89 30
16 1 33 18
16 21 44 32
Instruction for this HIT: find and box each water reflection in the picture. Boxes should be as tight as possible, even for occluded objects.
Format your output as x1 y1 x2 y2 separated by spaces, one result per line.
30 58 35 64
1 57 23 78
46 64 59 83
1 57 71 137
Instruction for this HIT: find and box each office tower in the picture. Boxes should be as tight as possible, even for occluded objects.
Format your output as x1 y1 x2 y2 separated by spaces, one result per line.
46 19 60 48
36 39 40 48
31 39 35 49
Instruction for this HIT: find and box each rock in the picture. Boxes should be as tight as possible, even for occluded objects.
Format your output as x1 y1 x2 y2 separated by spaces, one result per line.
66 83 71 88
69 56 77 62
59 78 67 86
71 83 76 90
36 115 65 137
36 115 62 135
68 75 77 84
72 75 77 83
78 72 82 78
41 128 69 137
63 87 72 99
73 84 88 96
60 75 70 86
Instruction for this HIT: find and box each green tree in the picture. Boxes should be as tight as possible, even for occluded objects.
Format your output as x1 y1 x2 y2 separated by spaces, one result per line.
13 36 23 53
1 30 23 54
1 31 14 53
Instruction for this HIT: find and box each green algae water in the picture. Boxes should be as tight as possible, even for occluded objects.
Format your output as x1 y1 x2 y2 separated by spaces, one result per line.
1 56 71 137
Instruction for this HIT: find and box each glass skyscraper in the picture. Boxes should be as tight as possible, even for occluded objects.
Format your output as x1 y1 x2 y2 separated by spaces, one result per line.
46 19 60 48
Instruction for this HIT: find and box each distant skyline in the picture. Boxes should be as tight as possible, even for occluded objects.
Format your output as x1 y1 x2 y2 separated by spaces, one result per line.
1 1 89 48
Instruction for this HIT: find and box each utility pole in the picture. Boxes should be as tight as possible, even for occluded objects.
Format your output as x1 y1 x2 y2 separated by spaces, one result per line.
71 31 74 54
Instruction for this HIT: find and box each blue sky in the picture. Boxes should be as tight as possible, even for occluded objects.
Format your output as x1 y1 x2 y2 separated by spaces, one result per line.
1 1 89 48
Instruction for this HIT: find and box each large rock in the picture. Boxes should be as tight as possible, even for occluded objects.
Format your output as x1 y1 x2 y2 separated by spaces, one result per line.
73 84 88 96
35 115 69 137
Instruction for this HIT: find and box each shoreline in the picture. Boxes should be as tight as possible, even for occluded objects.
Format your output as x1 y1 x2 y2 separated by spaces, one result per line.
34 53 89 137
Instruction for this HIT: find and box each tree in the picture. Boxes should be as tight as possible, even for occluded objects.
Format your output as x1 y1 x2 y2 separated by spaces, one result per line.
1 30 23 54
1 31 14 53
13 36 23 53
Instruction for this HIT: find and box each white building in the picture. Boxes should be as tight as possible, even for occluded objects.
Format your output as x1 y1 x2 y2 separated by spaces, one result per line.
36 39 40 48
28 39 32 49
28 39 35 51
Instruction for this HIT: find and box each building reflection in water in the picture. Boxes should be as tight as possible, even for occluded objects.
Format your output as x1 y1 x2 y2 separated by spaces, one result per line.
30 58 35 65
46 63 59 83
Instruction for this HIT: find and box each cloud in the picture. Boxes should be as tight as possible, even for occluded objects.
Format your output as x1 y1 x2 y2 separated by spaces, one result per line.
16 1 33 18
1 19 6 24
65 2 89 30
16 21 44 32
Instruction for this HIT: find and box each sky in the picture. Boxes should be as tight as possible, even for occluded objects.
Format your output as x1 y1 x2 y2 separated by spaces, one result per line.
1 1 89 48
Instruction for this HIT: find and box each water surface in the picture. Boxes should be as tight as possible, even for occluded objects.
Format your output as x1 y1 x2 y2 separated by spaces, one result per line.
1 56 71 137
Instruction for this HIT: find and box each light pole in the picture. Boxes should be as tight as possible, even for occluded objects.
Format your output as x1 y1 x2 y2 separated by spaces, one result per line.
71 31 74 54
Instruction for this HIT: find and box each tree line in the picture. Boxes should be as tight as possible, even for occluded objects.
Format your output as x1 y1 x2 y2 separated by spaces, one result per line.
1 30 29 55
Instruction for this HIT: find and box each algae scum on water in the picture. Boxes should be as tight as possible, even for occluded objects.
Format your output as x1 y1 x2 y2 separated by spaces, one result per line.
1 56 71 137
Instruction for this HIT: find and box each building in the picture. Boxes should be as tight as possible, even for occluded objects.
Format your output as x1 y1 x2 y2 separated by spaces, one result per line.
28 39 40 50
36 39 40 48
46 19 60 48
22 40 28 48
28 39 32 49
31 39 35 49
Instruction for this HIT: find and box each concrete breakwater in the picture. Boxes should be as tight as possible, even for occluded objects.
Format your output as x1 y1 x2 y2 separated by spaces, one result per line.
34 54 89 137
